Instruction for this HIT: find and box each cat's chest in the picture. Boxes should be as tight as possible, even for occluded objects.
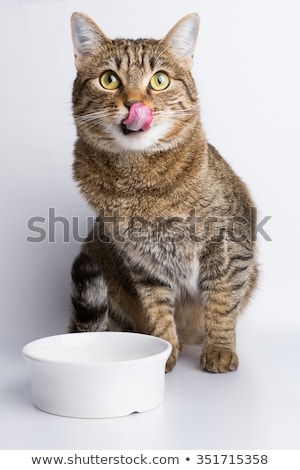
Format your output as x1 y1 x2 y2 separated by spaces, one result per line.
123 228 201 295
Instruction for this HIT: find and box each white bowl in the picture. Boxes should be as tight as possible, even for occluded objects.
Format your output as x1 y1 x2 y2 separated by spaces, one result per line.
23 332 171 418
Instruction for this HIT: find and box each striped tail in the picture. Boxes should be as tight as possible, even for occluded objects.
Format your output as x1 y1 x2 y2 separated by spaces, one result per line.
69 252 109 332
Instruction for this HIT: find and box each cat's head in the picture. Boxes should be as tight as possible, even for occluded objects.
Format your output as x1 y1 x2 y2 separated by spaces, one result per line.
71 13 200 154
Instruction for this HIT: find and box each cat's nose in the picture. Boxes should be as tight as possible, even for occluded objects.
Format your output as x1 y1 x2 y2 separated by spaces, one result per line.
125 99 140 109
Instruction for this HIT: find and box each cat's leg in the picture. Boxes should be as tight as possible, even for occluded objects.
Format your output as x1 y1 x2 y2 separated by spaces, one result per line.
69 252 109 332
134 282 179 372
199 244 258 373
200 286 240 373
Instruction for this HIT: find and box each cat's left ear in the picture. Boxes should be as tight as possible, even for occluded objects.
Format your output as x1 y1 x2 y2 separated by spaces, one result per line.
71 12 111 70
162 14 200 70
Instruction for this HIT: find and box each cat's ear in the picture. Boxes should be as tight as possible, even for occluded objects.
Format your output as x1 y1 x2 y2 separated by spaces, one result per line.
162 14 200 70
71 12 111 70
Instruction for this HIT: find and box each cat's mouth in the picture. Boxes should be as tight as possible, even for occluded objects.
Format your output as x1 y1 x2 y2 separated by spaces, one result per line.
121 123 144 136
121 102 153 135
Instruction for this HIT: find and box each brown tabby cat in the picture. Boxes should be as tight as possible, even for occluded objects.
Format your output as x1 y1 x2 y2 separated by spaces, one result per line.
69 12 258 373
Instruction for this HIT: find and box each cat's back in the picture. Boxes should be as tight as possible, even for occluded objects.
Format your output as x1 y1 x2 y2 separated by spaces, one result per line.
205 142 255 217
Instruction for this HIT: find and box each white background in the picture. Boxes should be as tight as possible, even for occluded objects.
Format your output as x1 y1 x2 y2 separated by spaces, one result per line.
1 0 300 450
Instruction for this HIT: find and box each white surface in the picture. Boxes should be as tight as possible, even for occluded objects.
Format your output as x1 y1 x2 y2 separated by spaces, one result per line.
1 0 300 449
23 332 171 418
1 324 300 449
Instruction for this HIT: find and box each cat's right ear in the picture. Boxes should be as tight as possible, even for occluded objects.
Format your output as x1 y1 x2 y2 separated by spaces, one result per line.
71 12 110 70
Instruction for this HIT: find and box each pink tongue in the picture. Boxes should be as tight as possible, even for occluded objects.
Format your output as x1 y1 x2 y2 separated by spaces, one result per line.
123 102 153 132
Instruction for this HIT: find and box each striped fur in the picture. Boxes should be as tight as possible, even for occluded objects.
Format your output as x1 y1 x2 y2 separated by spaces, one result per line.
69 13 258 372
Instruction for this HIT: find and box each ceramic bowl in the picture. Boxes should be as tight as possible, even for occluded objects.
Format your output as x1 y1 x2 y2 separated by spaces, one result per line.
23 332 171 418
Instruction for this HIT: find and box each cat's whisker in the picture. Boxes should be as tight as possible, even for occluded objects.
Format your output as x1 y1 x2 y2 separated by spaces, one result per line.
155 109 200 119
75 118 115 132
76 118 114 139
156 110 198 117
155 104 200 115
78 111 115 118
76 108 118 117
78 121 103 134
75 111 116 123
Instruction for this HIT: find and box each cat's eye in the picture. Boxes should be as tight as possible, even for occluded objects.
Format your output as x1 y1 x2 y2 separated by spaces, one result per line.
149 72 170 91
99 71 121 90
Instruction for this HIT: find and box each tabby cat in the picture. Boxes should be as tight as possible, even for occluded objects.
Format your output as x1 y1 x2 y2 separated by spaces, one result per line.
69 12 258 373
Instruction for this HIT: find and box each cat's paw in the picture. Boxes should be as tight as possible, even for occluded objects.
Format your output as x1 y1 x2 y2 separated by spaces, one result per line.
165 342 180 373
200 346 238 373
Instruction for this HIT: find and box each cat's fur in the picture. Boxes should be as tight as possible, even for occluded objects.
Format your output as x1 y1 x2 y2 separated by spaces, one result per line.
69 12 258 373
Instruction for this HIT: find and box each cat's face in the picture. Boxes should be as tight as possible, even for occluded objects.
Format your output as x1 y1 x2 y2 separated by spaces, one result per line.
71 13 200 154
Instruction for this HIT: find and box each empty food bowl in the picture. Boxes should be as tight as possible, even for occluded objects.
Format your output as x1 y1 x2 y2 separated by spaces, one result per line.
23 332 171 418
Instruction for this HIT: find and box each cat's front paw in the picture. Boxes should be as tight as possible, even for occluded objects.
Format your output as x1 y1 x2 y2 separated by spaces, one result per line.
200 346 238 373
165 341 180 373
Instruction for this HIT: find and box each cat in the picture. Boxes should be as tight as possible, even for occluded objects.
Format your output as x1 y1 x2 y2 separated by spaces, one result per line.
69 12 258 373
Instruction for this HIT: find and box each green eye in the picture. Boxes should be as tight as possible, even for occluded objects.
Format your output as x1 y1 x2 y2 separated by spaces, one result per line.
100 71 121 90
150 72 170 91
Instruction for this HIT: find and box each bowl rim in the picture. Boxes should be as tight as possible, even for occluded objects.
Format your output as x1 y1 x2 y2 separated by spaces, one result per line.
22 331 172 367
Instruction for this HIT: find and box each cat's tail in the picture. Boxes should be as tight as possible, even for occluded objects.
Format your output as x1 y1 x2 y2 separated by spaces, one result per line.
69 252 109 332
